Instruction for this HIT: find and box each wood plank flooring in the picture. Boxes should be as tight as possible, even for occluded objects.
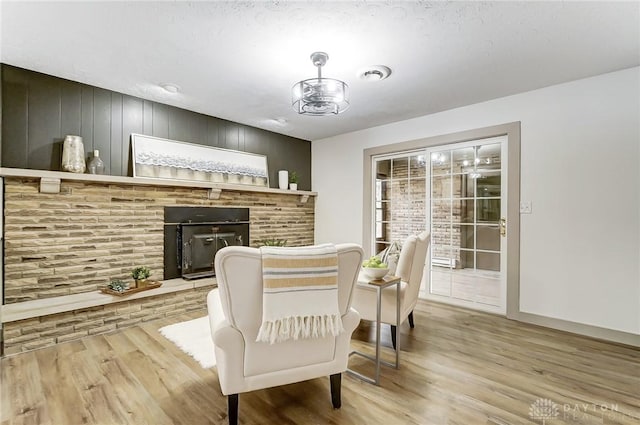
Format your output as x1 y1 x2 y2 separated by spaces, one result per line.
1 300 638 425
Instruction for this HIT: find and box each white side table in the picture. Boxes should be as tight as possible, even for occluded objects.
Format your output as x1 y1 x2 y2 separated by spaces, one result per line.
347 274 401 385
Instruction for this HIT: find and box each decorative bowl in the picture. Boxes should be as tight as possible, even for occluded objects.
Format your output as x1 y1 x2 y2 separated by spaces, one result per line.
362 267 389 280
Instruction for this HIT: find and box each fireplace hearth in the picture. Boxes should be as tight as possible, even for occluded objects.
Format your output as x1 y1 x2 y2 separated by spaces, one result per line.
164 207 250 280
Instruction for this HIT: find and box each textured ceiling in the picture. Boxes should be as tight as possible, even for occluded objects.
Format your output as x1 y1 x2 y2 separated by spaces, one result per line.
1 1 639 141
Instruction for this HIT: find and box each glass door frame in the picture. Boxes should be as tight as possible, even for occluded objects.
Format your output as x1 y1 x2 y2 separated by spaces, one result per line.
369 149 427 257
425 136 508 314
362 122 521 319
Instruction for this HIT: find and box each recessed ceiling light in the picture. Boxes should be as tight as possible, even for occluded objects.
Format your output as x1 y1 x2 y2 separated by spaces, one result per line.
357 65 392 82
159 83 180 93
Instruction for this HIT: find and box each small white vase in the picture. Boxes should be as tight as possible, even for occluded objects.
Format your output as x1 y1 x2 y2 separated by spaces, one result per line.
278 170 289 190
289 183 298 191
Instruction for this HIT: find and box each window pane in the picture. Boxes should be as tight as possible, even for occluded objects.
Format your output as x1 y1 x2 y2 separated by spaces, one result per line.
477 252 500 271
477 199 500 223
476 225 500 251
432 200 451 223
390 221 411 243
376 221 389 242
377 180 390 201
476 172 501 197
452 146 475 173
431 227 451 251
410 155 427 177
477 143 501 171
452 271 475 301
451 174 474 198
456 199 475 223
392 158 409 179
431 244 452 265
460 224 474 249
432 176 451 199
459 249 474 269
430 269 451 296
431 151 451 175
410 221 427 235
376 159 391 178
410 179 426 223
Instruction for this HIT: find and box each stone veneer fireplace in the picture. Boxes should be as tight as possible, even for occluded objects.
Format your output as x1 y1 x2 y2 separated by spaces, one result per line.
1 172 315 355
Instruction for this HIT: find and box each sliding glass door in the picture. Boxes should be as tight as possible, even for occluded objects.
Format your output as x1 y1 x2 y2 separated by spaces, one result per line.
427 136 507 313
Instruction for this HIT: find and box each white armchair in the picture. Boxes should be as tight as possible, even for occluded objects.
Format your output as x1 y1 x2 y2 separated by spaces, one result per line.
207 243 364 425
351 231 430 349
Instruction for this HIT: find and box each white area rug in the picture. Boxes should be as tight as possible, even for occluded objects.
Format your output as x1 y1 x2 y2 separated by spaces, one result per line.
159 316 216 369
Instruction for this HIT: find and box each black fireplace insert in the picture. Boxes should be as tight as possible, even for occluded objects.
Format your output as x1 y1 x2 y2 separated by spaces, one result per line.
164 207 250 280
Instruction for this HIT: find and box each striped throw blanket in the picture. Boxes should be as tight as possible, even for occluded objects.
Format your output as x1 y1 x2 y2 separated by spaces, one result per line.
257 243 344 344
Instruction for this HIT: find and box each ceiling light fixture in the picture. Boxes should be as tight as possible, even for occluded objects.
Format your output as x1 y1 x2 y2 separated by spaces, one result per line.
292 52 349 116
358 65 392 82
159 83 180 93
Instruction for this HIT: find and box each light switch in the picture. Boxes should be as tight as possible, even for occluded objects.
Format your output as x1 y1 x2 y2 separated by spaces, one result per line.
520 201 532 214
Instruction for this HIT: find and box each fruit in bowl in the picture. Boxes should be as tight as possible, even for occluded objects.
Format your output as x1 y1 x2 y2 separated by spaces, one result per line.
361 256 389 279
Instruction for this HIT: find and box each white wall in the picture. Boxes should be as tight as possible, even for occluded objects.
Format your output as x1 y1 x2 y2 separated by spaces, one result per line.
312 67 640 335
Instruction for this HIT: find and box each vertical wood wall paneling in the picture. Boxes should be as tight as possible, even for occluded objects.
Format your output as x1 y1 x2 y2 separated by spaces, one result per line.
167 106 193 143
28 73 61 171
0 64 312 189
152 102 169 139
93 88 112 173
110 92 123 176
80 85 94 167
142 100 153 136
122 95 143 177
1 68 28 167
58 80 81 170
206 116 219 147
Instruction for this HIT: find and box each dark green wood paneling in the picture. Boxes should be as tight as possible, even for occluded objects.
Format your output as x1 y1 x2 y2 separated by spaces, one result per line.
152 102 169 139
59 80 81 138
80 85 94 158
0 64 312 189
29 73 60 171
110 92 123 176
93 88 112 172
2 76 28 167
122 95 143 177
206 117 219 147
142 100 153 135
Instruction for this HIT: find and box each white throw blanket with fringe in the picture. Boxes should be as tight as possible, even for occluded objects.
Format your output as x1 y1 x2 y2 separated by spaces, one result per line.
257 244 343 344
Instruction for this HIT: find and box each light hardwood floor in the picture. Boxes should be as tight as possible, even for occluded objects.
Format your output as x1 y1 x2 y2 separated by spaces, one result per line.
1 300 638 425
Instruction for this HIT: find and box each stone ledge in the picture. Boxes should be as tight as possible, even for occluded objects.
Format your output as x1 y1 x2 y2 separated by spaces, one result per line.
1 277 216 323
0 167 317 202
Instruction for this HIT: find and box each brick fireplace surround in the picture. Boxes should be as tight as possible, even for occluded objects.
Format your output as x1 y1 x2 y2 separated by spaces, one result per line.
0 169 316 355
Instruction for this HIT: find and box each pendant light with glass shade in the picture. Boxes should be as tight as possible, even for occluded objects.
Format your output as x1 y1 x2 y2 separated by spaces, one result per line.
292 52 349 116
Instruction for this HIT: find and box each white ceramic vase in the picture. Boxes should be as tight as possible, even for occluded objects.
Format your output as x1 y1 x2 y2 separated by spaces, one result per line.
278 170 289 190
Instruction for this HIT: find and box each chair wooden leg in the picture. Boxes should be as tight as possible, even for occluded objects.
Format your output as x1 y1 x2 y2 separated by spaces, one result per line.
330 373 342 409
390 325 397 350
228 394 238 425
408 311 415 329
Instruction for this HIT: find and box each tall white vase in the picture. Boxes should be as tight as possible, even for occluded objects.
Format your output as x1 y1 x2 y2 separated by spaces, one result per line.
278 170 289 190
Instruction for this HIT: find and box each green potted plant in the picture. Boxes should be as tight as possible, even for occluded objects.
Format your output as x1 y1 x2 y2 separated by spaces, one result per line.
289 171 299 190
131 266 151 288
107 279 129 293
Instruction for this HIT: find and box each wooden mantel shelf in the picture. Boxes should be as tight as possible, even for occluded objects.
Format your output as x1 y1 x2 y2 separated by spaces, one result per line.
0 167 317 203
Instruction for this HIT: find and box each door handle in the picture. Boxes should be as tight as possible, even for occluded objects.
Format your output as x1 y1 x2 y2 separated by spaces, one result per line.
500 217 506 237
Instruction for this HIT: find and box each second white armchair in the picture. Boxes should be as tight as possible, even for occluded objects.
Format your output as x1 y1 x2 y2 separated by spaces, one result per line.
351 231 430 349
